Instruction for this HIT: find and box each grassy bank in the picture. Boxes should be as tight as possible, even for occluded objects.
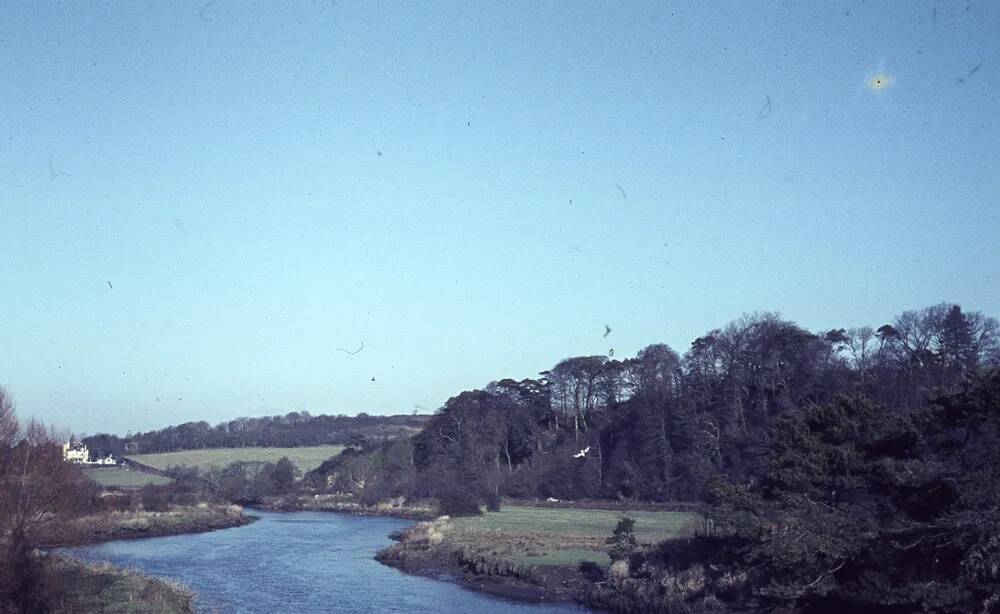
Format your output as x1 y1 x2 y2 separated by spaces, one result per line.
40 555 195 614
24 505 252 612
376 505 697 604
264 493 436 520
36 504 255 547
41 556 195 613
127 445 344 473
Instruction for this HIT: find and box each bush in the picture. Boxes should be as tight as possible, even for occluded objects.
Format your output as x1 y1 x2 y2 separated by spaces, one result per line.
137 481 208 511
437 485 482 517
484 491 501 512
607 516 638 561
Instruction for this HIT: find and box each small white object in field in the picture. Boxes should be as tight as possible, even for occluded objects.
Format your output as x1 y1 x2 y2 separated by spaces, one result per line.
573 446 591 458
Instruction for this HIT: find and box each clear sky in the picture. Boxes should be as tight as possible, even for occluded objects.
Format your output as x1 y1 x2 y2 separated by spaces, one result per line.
1 1 998 436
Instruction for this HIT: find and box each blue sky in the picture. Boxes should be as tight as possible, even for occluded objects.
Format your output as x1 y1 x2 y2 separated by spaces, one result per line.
1 1 998 435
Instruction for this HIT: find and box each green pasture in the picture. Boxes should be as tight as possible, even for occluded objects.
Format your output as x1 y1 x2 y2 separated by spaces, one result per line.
126 445 344 474
452 505 694 543
82 467 173 488
449 505 696 568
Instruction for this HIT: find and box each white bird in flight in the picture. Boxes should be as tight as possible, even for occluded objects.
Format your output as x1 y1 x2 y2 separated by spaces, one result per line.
573 446 591 459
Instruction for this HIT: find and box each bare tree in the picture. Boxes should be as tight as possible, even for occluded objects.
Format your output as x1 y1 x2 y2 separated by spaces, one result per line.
0 387 17 447
847 327 875 372
0 390 89 610
549 356 607 443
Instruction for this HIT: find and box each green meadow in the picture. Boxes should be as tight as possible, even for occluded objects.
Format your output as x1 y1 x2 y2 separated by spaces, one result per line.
448 505 696 567
82 467 173 488
127 445 344 474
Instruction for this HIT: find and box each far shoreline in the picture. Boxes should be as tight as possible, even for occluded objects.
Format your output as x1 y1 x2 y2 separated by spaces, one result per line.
38 503 258 549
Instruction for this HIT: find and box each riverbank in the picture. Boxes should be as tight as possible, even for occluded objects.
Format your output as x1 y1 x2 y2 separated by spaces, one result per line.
37 555 195 614
374 506 697 609
36 504 256 547
25 504 254 612
262 493 437 520
375 517 589 605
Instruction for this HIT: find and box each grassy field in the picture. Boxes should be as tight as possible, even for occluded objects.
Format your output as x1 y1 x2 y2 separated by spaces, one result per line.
447 505 696 567
82 467 173 488
127 445 344 474
453 506 693 542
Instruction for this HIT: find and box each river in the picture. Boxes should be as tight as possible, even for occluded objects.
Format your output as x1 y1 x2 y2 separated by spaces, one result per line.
58 510 586 613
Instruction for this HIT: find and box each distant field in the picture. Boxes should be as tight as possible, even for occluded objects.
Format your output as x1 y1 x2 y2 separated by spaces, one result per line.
448 505 696 567
82 467 173 488
127 445 345 474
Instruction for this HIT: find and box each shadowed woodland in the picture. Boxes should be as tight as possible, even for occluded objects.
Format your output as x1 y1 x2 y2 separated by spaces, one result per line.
312 303 999 505
307 303 1000 612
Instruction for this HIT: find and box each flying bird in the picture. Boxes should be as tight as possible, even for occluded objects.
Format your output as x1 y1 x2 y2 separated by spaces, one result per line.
603 324 612 338
573 446 591 459
336 342 364 355
107 281 113 289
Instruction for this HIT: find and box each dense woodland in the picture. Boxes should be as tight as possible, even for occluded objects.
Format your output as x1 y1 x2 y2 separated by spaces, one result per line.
309 303 999 508
588 367 1000 612
82 412 429 457
305 302 1000 611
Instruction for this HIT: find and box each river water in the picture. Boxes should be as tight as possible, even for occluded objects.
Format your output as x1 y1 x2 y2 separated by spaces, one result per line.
58 510 586 613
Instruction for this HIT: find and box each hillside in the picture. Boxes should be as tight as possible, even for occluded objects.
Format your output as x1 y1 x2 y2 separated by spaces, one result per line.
127 445 345 474
83 413 429 458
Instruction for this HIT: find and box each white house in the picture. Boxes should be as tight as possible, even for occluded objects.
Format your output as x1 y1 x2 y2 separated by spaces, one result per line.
92 454 118 466
62 441 89 464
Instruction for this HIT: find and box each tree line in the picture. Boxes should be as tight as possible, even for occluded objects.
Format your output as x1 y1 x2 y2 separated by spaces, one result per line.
83 412 429 458
307 303 999 513
305 302 1000 610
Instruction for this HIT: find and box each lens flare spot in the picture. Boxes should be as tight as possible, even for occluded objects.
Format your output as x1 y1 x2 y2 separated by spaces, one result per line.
866 72 894 92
